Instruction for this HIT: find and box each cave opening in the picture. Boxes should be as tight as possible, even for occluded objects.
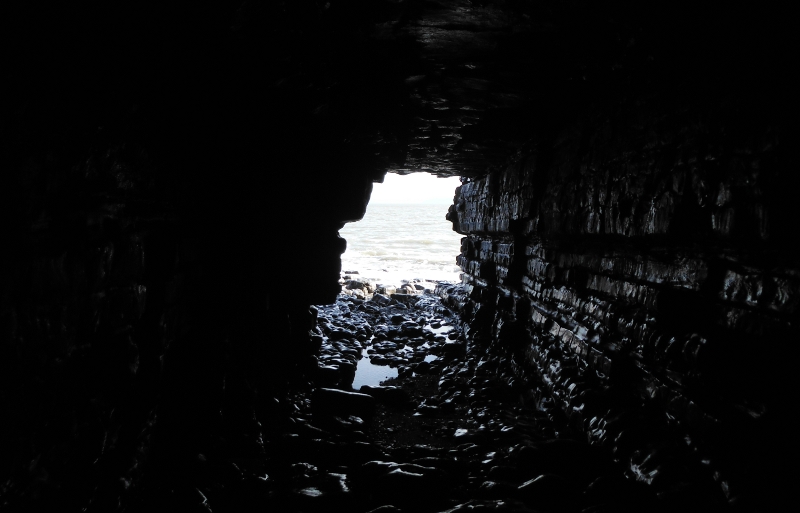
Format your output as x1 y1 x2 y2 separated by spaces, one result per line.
334 172 463 390
339 172 464 288
1 1 793 511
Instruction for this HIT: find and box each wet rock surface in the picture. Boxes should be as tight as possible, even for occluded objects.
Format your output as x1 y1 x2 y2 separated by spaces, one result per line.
180 289 673 513
444 108 796 508
2 1 791 511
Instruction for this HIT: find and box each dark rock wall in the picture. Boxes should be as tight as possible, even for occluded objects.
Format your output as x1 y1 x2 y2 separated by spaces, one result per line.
0 125 345 510
448 83 795 507
0 148 171 509
0 2 410 509
1 0 794 510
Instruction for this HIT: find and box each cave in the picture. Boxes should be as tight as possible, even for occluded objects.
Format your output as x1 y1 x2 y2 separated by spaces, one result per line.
1 1 794 512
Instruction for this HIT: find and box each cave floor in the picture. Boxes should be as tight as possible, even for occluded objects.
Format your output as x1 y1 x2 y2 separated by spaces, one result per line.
169 293 685 513
242 293 667 513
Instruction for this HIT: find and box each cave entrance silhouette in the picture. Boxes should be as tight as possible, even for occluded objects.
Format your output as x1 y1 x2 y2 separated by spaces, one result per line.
338 174 463 289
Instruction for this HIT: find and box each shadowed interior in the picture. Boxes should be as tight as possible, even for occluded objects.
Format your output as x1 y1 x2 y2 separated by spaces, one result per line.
1 1 793 511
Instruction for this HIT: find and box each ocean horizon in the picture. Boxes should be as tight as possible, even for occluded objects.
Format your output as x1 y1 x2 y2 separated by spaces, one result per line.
339 203 463 285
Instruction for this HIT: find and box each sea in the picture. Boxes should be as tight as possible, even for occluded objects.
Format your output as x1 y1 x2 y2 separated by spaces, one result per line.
339 203 464 286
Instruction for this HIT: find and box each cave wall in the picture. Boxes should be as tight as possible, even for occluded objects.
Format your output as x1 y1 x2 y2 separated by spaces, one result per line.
447 87 795 506
0 2 403 509
1 0 795 509
0 127 367 510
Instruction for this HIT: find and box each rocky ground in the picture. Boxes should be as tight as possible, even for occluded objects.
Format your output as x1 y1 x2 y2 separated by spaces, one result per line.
200 275 669 513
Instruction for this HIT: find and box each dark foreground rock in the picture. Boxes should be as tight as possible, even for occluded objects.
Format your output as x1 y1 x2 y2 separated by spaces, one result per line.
312 387 376 419
261 289 677 513
107 288 726 512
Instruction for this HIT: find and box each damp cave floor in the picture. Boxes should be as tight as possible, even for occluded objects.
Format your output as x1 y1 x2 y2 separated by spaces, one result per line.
158 293 703 513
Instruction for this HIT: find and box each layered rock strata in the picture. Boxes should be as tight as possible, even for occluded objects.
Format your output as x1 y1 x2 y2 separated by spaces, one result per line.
2 1 792 510
447 108 795 507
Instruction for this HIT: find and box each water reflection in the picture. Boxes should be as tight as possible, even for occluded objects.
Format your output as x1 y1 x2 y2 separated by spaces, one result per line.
351 348 398 390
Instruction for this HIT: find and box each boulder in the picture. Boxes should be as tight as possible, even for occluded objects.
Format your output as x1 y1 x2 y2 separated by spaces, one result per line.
371 293 392 305
336 360 356 387
346 279 375 293
360 385 412 407
312 388 376 419
315 365 340 388
400 284 417 295
391 293 419 306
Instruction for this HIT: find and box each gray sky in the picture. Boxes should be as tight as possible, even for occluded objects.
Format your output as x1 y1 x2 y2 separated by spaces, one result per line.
369 173 461 204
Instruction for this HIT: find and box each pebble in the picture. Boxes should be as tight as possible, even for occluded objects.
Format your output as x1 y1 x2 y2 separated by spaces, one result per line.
236 286 665 513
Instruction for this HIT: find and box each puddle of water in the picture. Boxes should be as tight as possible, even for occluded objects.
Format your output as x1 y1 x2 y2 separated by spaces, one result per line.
352 348 398 390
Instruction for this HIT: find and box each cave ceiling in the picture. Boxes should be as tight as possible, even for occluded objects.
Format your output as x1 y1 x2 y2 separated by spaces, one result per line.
7 1 779 183
256 0 754 180
229 0 689 180
384 0 540 177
